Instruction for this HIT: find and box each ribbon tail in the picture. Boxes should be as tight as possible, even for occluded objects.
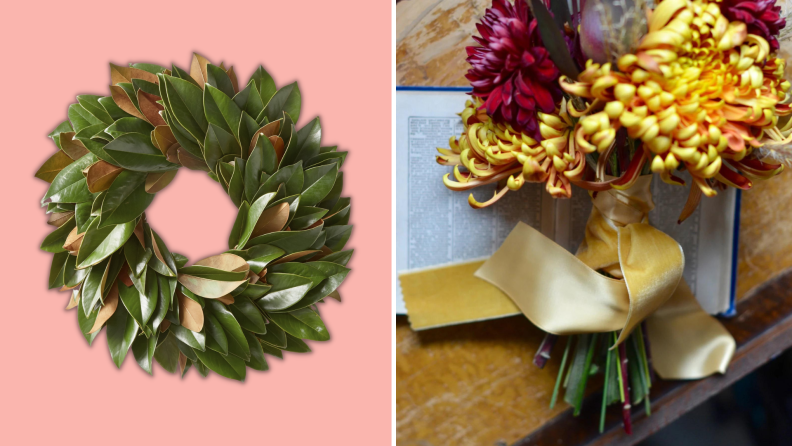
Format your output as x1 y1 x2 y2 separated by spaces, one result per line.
646 280 736 379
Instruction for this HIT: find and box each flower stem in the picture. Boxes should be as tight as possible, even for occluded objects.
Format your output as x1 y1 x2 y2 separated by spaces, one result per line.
534 333 559 369
618 339 633 434
550 336 572 409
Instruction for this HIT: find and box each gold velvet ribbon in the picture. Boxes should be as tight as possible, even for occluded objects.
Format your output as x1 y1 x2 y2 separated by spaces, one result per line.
400 176 735 380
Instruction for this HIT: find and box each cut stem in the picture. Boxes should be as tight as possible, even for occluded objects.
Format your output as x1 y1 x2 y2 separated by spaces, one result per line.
534 333 559 369
641 322 655 384
550 336 572 409
600 333 614 433
573 333 599 416
618 339 633 435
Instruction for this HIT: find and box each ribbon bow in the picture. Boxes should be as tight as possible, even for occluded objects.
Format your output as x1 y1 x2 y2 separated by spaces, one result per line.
400 176 735 379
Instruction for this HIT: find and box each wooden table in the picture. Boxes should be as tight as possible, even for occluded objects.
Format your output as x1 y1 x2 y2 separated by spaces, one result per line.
396 1 792 445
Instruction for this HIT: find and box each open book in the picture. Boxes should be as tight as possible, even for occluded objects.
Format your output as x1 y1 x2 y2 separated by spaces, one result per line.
395 88 740 317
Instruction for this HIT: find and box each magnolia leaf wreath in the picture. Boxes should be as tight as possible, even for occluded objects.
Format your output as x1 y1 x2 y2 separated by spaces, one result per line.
36 54 352 381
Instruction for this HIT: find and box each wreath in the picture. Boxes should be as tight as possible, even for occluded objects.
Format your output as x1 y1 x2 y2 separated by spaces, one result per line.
36 53 352 381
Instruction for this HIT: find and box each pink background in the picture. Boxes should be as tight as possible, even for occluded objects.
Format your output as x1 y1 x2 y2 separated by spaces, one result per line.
0 1 391 443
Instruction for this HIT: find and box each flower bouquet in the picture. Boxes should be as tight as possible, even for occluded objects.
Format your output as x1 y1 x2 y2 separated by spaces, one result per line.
401 0 791 434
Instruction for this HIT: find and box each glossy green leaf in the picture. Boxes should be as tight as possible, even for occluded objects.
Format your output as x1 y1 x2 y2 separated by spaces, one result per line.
229 296 268 334
124 235 151 277
99 171 154 227
106 301 139 368
244 331 269 371
319 171 344 210
169 324 206 351
233 81 265 118
259 342 283 359
247 224 323 253
206 300 249 360
177 265 247 281
283 333 311 353
263 82 301 123
325 225 352 252
164 75 208 139
74 201 92 232
175 337 198 361
149 228 178 277
324 197 351 226
154 332 180 373
301 163 338 206
77 299 100 345
205 313 229 355
48 252 69 289
228 201 249 249
257 321 287 348
282 262 350 311
118 281 155 337
237 192 276 248
245 244 285 274
206 64 235 98
98 96 133 121
320 249 354 266
194 346 246 381
244 141 265 202
162 107 203 158
203 123 240 174
307 150 347 168
237 112 259 158
256 273 313 311
250 66 277 108
228 157 245 207
103 133 177 172
288 117 321 166
40 216 75 253
69 103 104 132
290 206 328 230
42 153 97 205
150 274 170 332
63 254 89 288
132 63 167 75
204 84 242 141
76 217 135 269
267 307 329 341
132 330 157 374
239 283 272 300
81 258 108 316
268 263 326 288
106 117 154 138
77 95 114 125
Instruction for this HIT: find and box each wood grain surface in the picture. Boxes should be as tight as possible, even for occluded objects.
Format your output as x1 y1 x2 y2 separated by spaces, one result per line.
396 0 792 445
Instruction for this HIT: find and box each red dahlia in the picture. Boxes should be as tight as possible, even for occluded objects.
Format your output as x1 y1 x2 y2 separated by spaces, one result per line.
719 0 786 51
466 0 571 140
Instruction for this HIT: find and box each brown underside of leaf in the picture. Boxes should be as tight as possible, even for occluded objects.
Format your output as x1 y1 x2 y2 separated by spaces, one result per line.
137 90 166 126
152 126 177 155
217 294 235 305
110 85 146 120
179 351 188 375
89 282 120 333
63 227 85 253
150 228 172 274
110 63 158 85
190 53 210 88
227 66 239 94
194 253 250 273
133 219 146 248
59 132 90 160
178 148 209 171
328 290 341 302
36 151 74 183
84 160 124 193
260 120 281 138
166 144 181 165
48 211 74 227
270 250 321 266
145 170 178 193
160 319 171 332
178 291 204 332
270 136 285 162
60 284 79 291
247 270 260 284
118 263 134 287
251 202 289 238
66 290 80 309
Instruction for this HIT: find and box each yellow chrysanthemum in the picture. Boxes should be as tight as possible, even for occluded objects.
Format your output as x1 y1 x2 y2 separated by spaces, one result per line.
438 98 583 206
562 0 791 196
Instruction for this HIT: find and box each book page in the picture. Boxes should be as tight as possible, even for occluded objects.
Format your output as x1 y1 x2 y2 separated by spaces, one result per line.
395 90 551 314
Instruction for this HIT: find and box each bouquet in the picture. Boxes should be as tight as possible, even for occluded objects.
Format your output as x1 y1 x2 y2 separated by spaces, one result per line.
403 0 790 433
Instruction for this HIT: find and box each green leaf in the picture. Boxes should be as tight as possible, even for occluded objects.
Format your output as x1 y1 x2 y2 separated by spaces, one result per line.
206 64 235 99
263 82 301 123
69 103 103 132
63 254 89 288
268 263 326 288
106 301 139 368
267 308 329 341
283 333 311 353
105 117 154 139
529 0 580 80
149 228 178 277
118 281 155 337
48 252 69 289
206 300 249 360
132 331 158 374
169 324 206 351
238 112 260 158
301 163 338 206
178 265 247 282
245 244 285 274
259 132 278 175
239 282 272 300
81 258 108 316
40 216 75 253
154 332 180 373
175 337 199 361
288 117 322 166
164 75 208 139
259 342 283 359
103 133 177 172
244 141 265 202
204 84 242 142
250 66 277 108
124 236 152 277
205 313 229 355
289 206 328 230
256 273 313 311
150 274 170 332
228 201 249 249
233 81 265 118
248 224 323 254
258 321 287 348
78 95 114 125
320 249 354 266
319 171 344 210
42 153 97 205
162 108 203 158
99 171 154 227
76 217 135 269
244 331 269 371
194 346 246 381
77 299 100 345
237 192 277 248
229 296 268 334
228 157 245 207
98 96 133 121
74 201 92 232
324 225 352 252
132 63 167 75
258 161 303 197
324 198 351 226
278 262 349 311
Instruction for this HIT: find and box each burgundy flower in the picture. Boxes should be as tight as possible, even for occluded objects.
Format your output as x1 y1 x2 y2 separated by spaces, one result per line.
466 0 573 140
720 0 786 51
